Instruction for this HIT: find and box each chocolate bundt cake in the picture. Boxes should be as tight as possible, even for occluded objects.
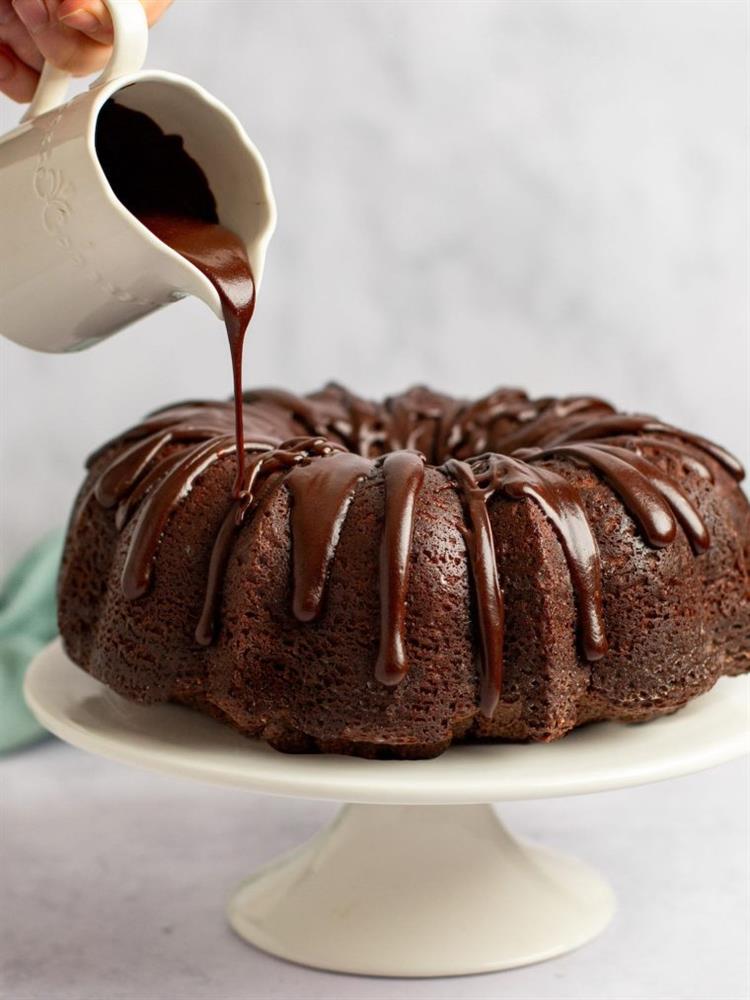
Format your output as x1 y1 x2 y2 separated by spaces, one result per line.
58 384 750 758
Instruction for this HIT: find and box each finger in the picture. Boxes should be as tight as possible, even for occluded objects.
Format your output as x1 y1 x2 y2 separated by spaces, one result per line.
12 0 109 75
0 0 16 25
0 42 40 100
10 0 49 36
57 0 172 41
0 6 44 69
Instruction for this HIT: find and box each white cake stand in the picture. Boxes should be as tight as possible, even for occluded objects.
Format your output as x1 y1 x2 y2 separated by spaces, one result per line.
25 640 749 978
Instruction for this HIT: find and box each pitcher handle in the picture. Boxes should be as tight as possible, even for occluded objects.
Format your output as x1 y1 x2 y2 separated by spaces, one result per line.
21 0 149 123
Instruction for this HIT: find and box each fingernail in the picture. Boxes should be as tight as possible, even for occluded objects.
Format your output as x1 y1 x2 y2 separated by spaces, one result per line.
0 47 14 81
60 8 103 33
12 0 50 35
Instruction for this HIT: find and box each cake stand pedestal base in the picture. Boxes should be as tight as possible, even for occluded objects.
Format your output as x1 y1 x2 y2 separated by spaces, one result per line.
228 802 614 977
24 641 748 980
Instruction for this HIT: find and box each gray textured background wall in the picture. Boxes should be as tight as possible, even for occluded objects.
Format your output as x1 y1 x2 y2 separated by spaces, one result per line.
1 0 747 574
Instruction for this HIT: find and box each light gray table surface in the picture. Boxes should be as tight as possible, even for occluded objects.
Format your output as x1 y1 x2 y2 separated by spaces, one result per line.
2 738 748 1000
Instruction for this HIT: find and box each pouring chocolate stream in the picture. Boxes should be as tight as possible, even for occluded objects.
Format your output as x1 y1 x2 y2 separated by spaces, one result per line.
95 100 256 497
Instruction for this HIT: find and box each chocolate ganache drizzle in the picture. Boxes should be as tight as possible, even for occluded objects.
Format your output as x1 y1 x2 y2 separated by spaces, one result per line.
85 384 744 719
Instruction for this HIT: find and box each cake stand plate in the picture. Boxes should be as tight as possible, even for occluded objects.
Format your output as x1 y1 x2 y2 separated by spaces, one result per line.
25 641 749 978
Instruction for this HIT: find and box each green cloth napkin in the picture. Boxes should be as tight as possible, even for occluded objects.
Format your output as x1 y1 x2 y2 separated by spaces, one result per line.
0 532 64 753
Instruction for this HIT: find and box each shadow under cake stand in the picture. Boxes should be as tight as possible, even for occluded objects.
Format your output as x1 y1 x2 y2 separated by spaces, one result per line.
25 640 749 978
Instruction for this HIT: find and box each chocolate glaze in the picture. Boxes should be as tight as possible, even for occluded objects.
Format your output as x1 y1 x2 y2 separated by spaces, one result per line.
121 435 235 599
526 443 710 553
95 101 256 496
547 414 745 480
374 452 426 686
443 451 609 713
88 100 746 719
442 459 505 716
287 452 373 622
85 385 744 718
194 436 341 646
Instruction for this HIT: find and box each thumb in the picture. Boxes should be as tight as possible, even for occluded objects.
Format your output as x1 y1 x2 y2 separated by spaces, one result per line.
58 0 172 41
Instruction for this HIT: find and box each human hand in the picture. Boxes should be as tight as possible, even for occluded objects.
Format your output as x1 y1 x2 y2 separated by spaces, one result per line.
0 0 172 102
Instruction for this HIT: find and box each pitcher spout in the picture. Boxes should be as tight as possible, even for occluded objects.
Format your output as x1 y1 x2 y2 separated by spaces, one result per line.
108 73 277 298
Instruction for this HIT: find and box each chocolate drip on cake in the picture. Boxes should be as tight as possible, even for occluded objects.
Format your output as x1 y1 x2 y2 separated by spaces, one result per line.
121 436 236 599
287 452 373 622
443 452 609 715
441 460 505 717
193 437 343 646
374 452 426 686
84 386 745 718
526 443 710 553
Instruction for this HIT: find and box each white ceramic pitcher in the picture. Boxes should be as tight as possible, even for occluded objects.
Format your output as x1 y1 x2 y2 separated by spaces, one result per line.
0 0 276 352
